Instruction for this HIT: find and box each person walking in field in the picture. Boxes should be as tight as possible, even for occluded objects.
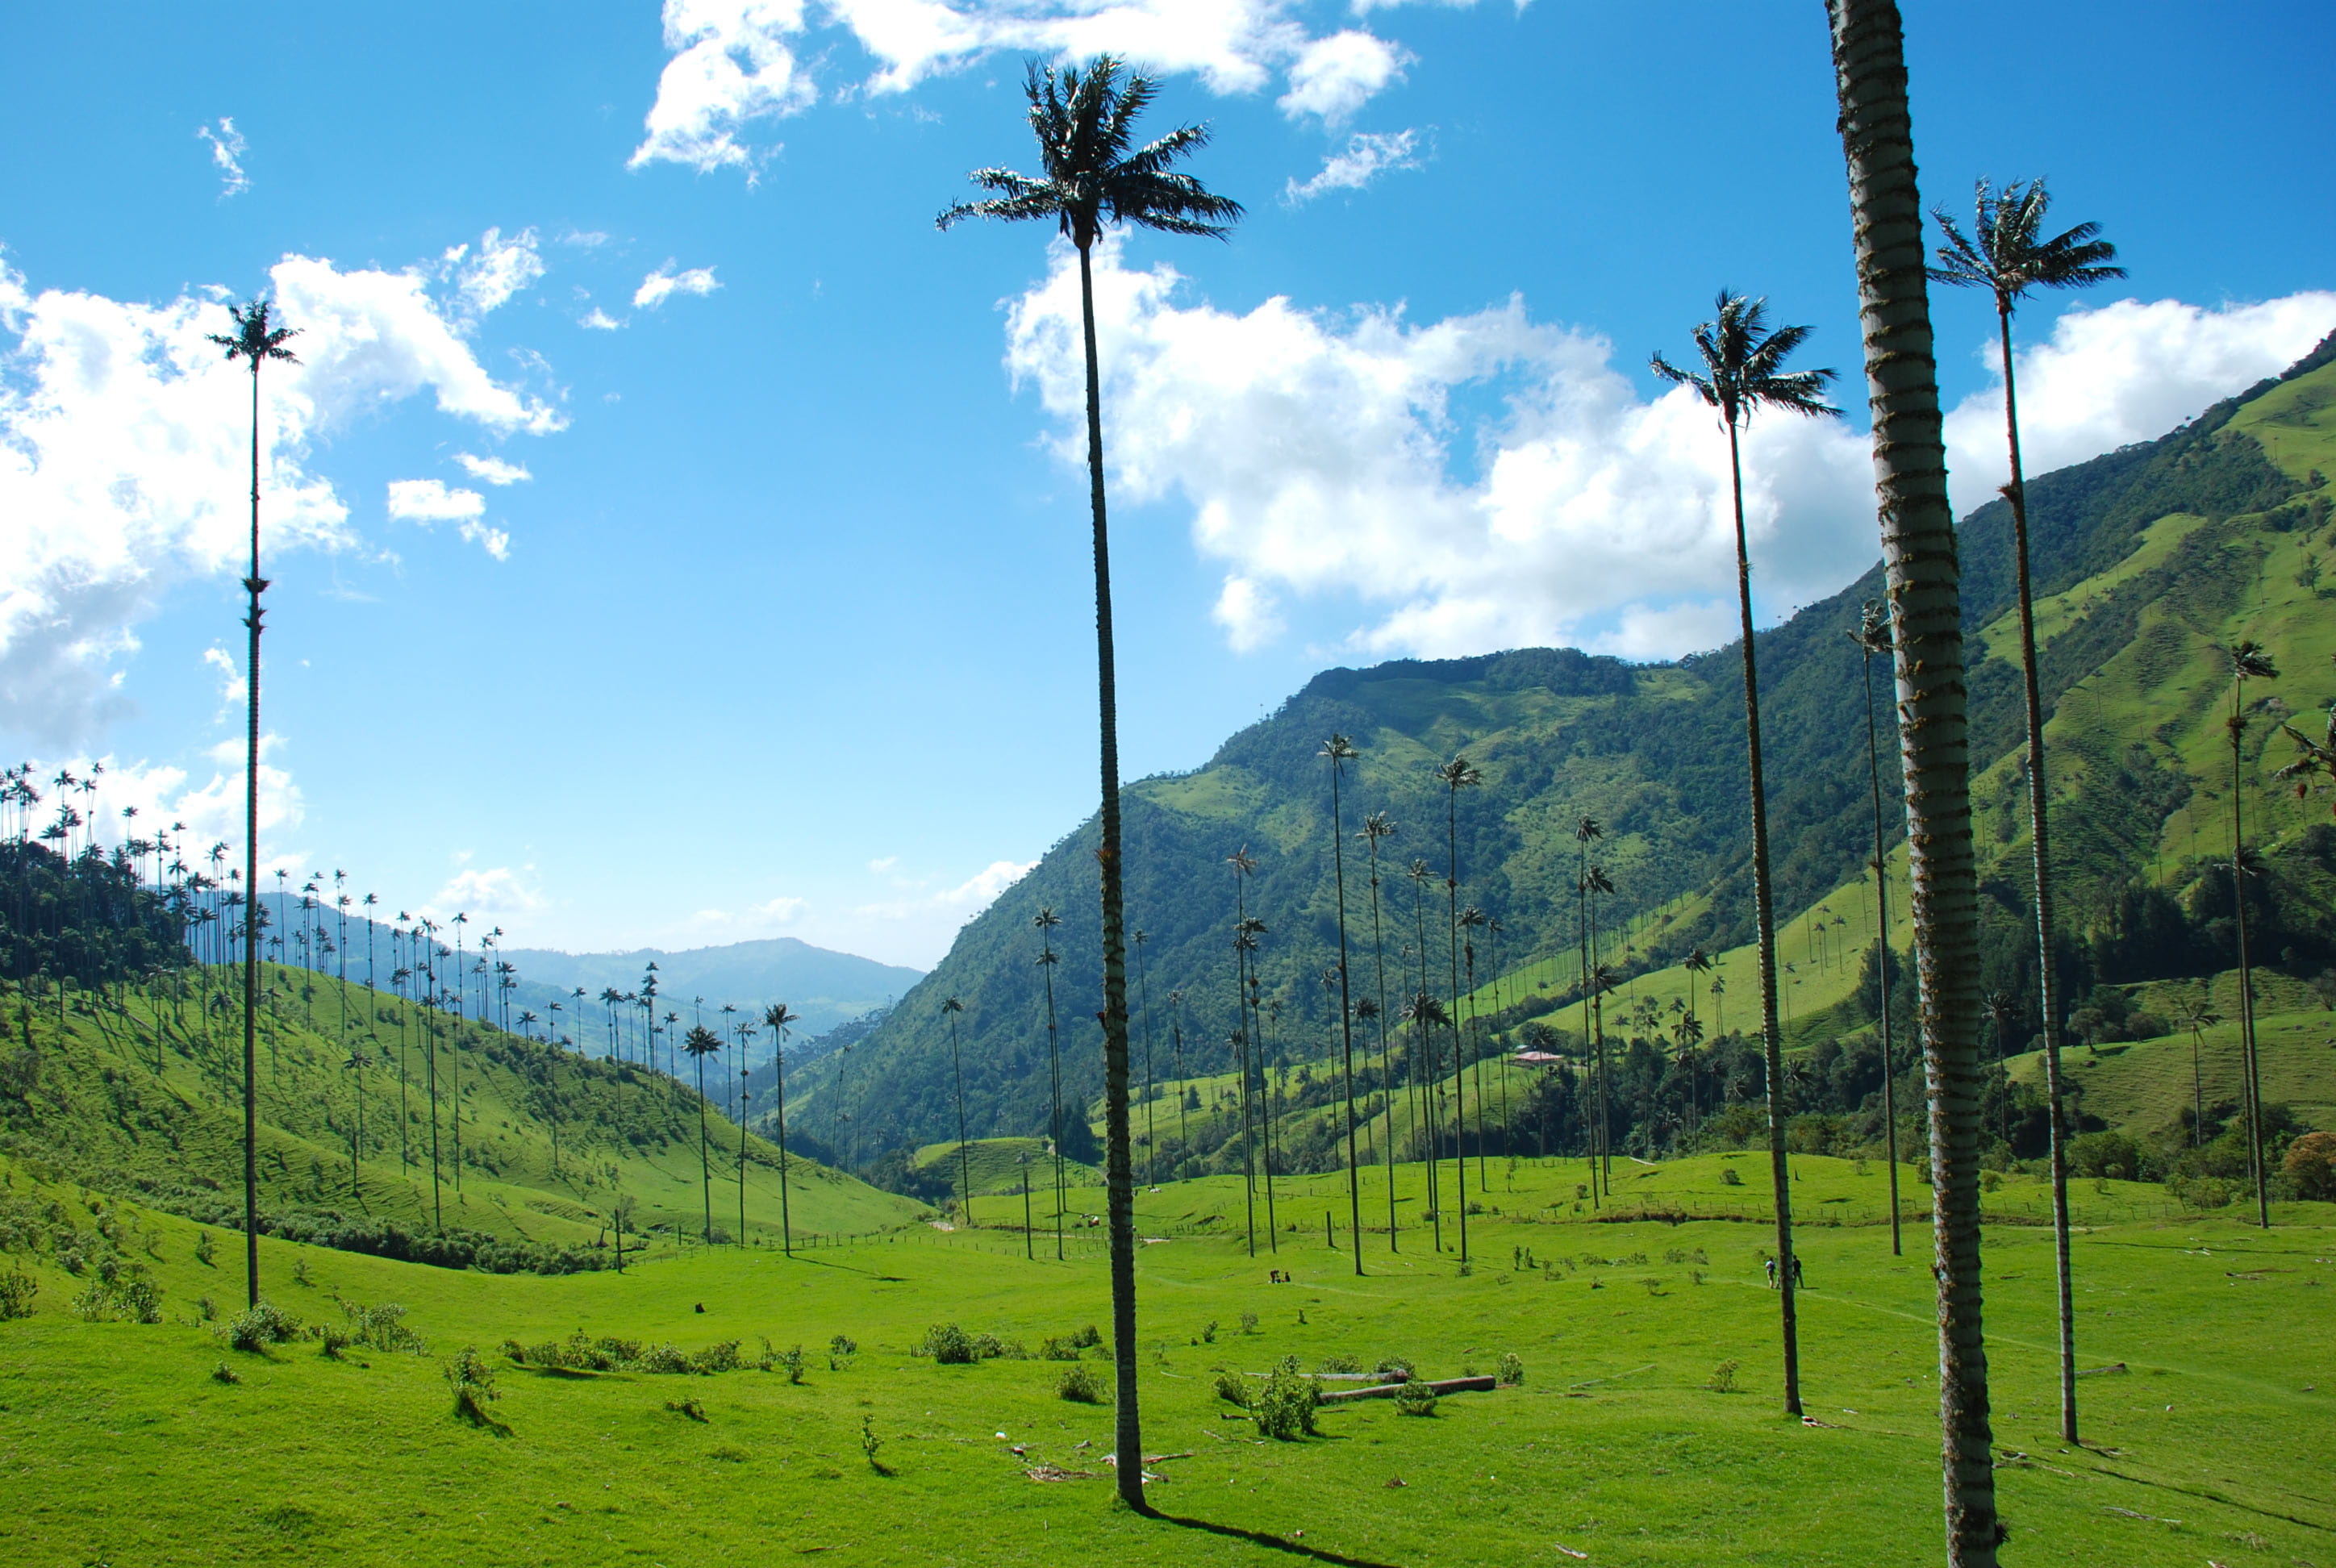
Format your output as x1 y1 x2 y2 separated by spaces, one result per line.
1766 1257 1779 1289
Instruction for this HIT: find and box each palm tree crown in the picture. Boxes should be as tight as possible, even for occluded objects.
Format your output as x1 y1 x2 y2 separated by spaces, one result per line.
936 56 1242 248
1929 179 2124 313
1650 291 1839 428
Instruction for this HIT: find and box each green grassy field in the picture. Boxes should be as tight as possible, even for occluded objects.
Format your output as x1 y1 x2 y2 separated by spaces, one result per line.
4 1147 2330 1567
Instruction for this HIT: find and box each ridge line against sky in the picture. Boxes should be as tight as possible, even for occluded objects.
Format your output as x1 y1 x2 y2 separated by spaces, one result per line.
1 0 2330 966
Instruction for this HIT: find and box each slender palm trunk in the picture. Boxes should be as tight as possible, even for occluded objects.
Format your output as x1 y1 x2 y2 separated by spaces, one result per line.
1074 238 1147 1511
2231 698 2267 1227
1863 641 1904 1256
1041 945 1065 1258
947 1015 973 1225
240 364 265 1308
1996 302 2080 1438
1366 847 1397 1249
738 1061 749 1247
1828 3 1999 1556
695 1048 711 1244
1444 807 1470 1266
1329 770 1363 1274
1724 415 1800 1412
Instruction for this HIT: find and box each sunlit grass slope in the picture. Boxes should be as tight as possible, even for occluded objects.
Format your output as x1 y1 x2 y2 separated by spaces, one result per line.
1 1150 2329 1566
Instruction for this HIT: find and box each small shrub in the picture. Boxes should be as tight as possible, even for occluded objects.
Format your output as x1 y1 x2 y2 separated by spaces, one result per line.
1496 1353 1524 1387
318 1324 353 1359
1039 1334 1081 1362
828 1333 858 1370
860 1412 884 1469
193 1230 216 1267
778 1344 806 1384
1239 1312 1259 1336
1316 1353 1361 1374
1374 1355 1415 1380
1057 1362 1107 1403
1707 1359 1740 1394
344 1301 422 1354
1070 1324 1102 1349
196 1295 218 1323
666 1397 708 1422
290 1257 312 1288
696 1340 744 1374
1200 1319 1218 1344
1394 1380 1438 1417
219 1301 302 1353
1252 1356 1318 1440
922 1323 976 1364
1719 1166 1744 1187
210 1360 240 1385
0 1268 36 1321
1212 1370 1252 1407
638 1343 695 1375
444 1345 501 1424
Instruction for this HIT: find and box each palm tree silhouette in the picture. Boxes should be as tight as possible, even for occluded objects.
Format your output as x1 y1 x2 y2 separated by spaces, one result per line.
2225 639 2280 1228
1226 848 1262 1257
1401 991 1450 1253
1827 6 2003 1545
1434 756 1481 1265
207 295 296 1309
733 1017 756 1245
1459 903 1490 1191
1358 811 1401 1248
941 56 1240 1506
1652 289 1838 1416
1320 734 1365 1276
763 1003 799 1253
1133 930 1157 1187
1932 179 2121 1437
2176 995 2221 1151
1853 601 1906 1257
1166 987 1187 1155
683 1024 722 1244
942 996 974 1225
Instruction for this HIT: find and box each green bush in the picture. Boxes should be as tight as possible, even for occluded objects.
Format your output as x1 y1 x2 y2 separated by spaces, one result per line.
1212 1370 1251 1407
1374 1355 1415 1379
1708 1359 1740 1393
1252 1356 1318 1440
444 1345 501 1424
921 1323 976 1364
1496 1353 1525 1387
1057 1362 1106 1403
1316 1353 1361 1374
1393 1379 1438 1417
1039 1334 1082 1362
341 1301 423 1354
0 1267 37 1320
1719 1166 1745 1186
217 1300 301 1353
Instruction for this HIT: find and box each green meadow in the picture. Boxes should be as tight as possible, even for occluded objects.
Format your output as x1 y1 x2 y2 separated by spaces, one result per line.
4 1146 2331 1567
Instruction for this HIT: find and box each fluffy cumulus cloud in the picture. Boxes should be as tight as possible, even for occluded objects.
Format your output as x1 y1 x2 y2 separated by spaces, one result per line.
442 227 546 325
1284 127 1423 203
0 236 562 744
196 118 248 198
386 478 486 522
634 263 721 310
1005 244 2336 661
1941 291 2336 517
629 0 1416 175
19 736 307 874
456 452 532 486
423 863 546 922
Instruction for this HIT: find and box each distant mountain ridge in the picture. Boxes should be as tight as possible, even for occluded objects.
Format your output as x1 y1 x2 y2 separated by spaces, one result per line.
497 938 922 1053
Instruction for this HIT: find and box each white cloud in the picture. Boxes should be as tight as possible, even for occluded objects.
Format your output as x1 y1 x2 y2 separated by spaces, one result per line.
0 245 562 744
852 857 1036 924
1276 30 1408 123
458 521 512 561
1284 127 1423 203
455 452 532 486
1941 292 2336 518
1004 245 2336 662
197 118 248 198
441 227 546 325
629 0 1418 174
630 0 816 176
634 263 721 310
580 307 626 331
386 478 486 522
20 743 307 872
425 864 545 920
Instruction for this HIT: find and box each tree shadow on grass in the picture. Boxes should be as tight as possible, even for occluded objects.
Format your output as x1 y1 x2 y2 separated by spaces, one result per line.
1147 1510 1401 1568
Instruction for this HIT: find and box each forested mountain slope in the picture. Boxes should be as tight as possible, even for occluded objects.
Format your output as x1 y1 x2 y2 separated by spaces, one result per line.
789 335 2336 1169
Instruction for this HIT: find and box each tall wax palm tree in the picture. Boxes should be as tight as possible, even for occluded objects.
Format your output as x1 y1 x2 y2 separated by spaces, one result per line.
1854 602 1906 1257
942 996 974 1225
1931 177 2121 1437
1583 865 1616 1192
1358 811 1400 1248
763 1003 798 1253
1167 988 1187 1152
1434 756 1481 1264
2225 639 2279 1227
1459 904 1489 1190
1574 817 1604 1203
941 56 1241 1507
1227 848 1262 1256
1827 2 2001 1553
734 1019 756 1245
1033 907 1067 1261
682 1024 722 1244
1320 735 1365 1276
2177 996 2220 1150
208 296 297 1308
1651 290 1840 1416
1401 991 1449 1253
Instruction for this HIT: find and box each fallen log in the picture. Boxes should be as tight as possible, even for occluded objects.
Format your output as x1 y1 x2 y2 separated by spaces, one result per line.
1320 1375 1497 1404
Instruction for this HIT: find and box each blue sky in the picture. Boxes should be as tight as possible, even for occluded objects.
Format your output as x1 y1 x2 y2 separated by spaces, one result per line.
3 0 2332 968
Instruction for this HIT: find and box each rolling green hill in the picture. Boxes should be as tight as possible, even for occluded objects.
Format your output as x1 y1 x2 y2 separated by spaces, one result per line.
0 961 924 1267
795 335 2336 1179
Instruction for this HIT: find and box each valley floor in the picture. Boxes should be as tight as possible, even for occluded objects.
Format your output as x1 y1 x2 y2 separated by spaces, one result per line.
2 1153 2330 1567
